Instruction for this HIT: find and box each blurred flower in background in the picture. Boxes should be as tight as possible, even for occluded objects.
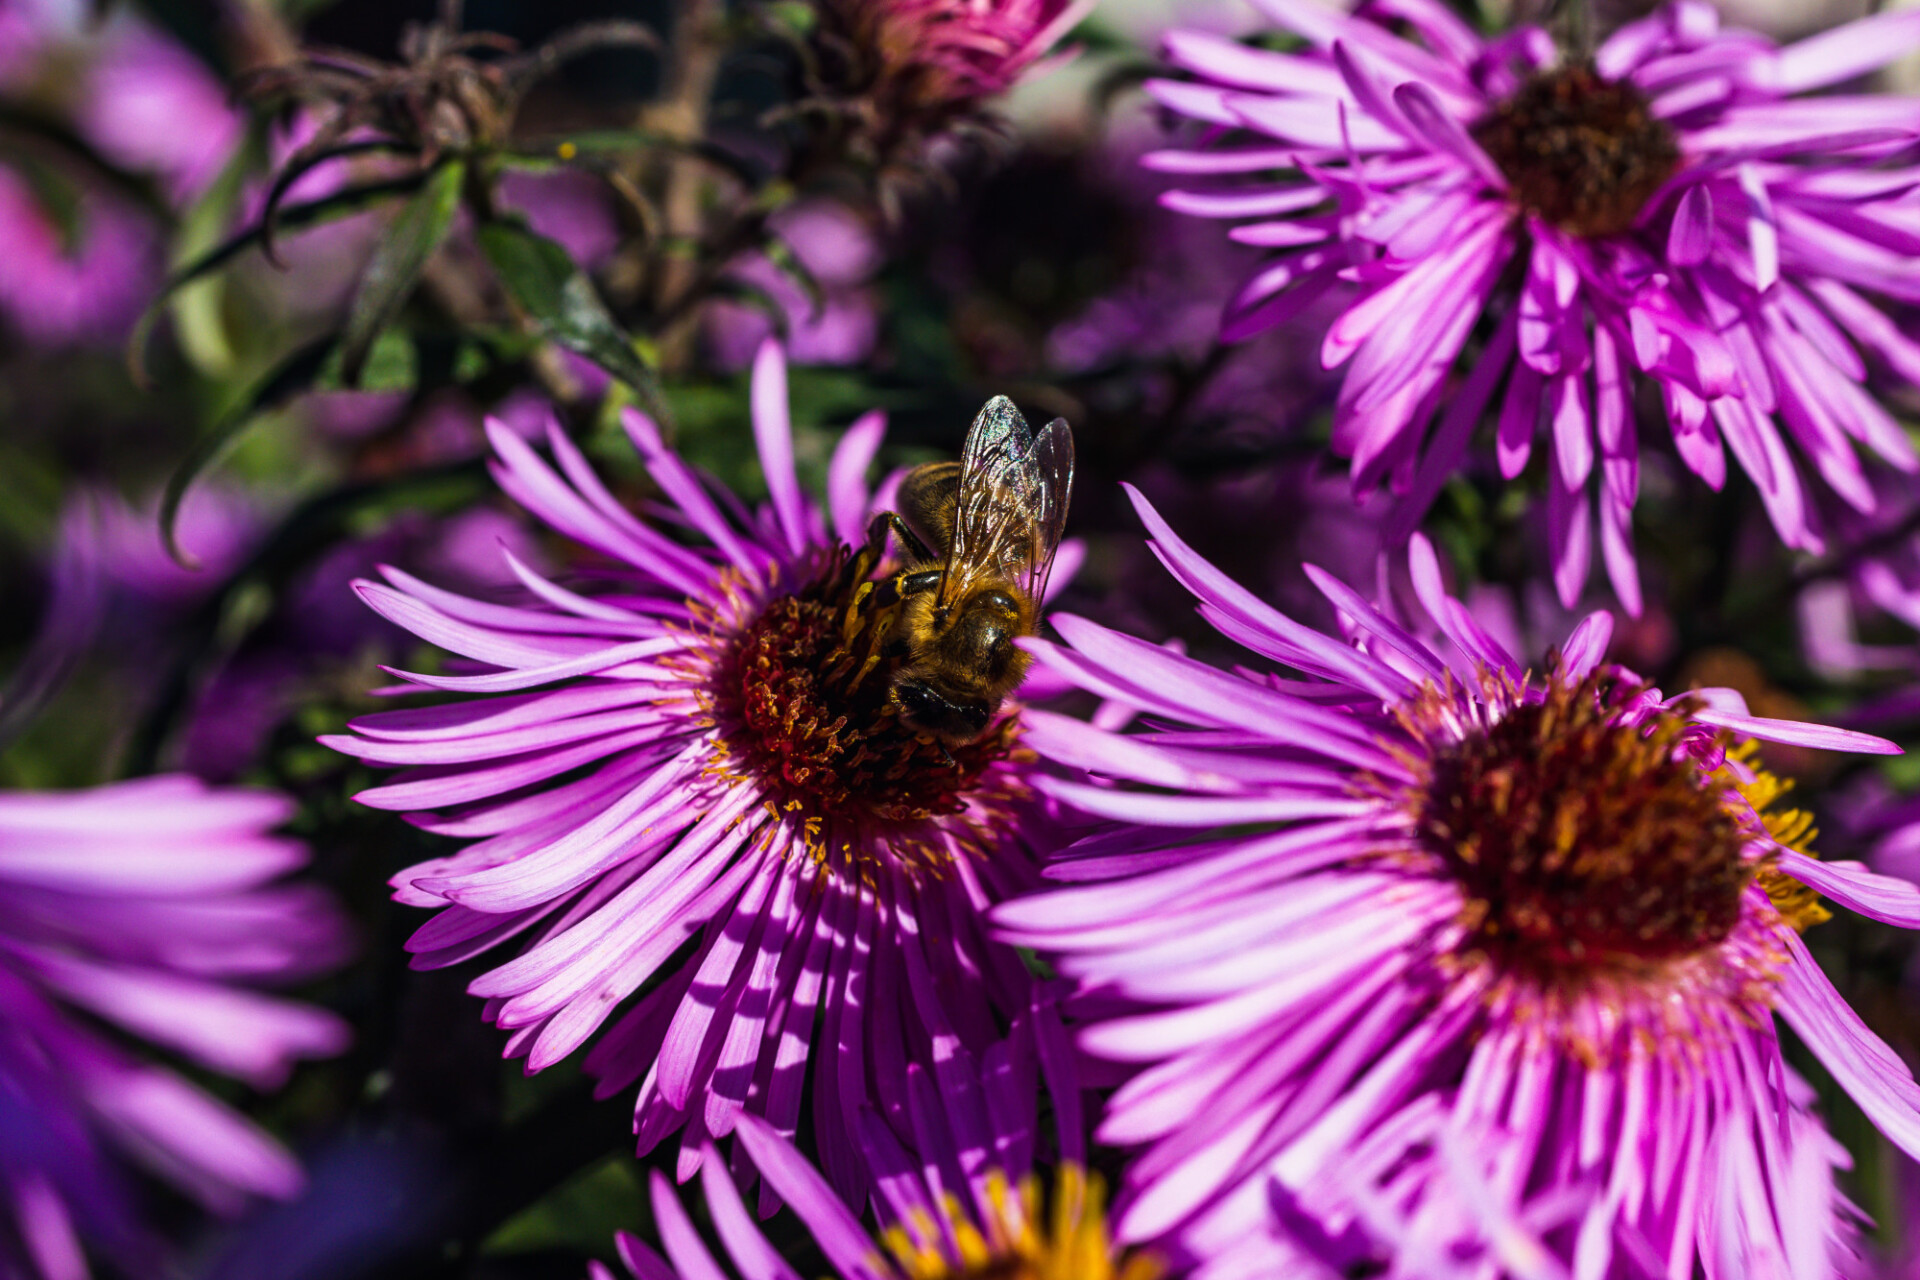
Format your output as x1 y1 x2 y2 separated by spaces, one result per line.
0 776 349 1279
705 200 882 370
0 1 240 346
0 170 157 348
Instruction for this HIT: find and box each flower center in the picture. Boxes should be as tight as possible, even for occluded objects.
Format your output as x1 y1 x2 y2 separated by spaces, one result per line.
1471 63 1680 237
1417 672 1752 976
704 547 1017 864
879 1165 1161 1280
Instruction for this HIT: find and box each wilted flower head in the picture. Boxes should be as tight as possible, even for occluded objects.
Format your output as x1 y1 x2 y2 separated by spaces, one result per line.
596 997 1162 1280
1150 0 1920 612
995 488 1920 1278
809 0 1094 163
322 342 1059 1206
238 5 653 251
0 776 350 1279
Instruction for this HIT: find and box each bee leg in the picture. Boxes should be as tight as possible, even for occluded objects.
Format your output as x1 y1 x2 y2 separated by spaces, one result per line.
865 512 937 565
896 569 943 597
875 569 943 623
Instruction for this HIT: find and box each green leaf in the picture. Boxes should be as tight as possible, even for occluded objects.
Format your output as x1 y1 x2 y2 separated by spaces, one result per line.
126 170 431 385
156 326 418 568
158 336 336 568
329 327 420 393
151 320 502 566
477 219 665 417
481 1155 643 1256
258 139 413 265
337 158 466 386
163 123 266 377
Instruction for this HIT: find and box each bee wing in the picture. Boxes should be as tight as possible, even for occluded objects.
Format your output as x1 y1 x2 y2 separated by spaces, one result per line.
1023 416 1074 605
939 397 1074 608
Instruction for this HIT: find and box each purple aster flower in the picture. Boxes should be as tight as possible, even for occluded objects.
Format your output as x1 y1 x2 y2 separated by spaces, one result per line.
994 486 1920 1278
804 0 1094 171
0 168 156 347
1150 0 1920 613
321 342 1061 1206
1790 482 1920 679
0 775 350 1279
706 201 882 372
76 18 242 201
71 486 264 613
0 7 240 347
594 996 1166 1280
830 0 1093 108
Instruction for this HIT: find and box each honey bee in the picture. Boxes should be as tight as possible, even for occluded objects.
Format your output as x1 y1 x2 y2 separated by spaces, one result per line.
870 396 1074 746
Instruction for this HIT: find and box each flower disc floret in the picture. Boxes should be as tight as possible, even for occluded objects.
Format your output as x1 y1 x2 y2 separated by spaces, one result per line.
1471 63 1679 237
1415 671 1749 971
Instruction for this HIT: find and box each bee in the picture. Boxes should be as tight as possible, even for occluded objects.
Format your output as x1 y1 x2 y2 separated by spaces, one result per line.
869 396 1074 746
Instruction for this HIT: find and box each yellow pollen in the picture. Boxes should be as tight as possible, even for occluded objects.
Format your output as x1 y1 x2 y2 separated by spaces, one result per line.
874 1165 1160 1280
1722 741 1832 933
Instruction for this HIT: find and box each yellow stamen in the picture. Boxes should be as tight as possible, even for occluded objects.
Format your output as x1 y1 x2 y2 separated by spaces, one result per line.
1724 741 1832 932
871 1163 1158 1280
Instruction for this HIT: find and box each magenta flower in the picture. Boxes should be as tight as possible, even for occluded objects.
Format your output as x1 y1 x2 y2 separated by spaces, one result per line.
0 9 241 346
1150 0 1920 613
811 0 1095 162
1793 486 1920 679
706 201 881 372
0 776 349 1279
321 342 1056 1206
838 0 1093 108
995 486 1920 1278
594 997 1162 1280
77 19 242 201
0 168 156 347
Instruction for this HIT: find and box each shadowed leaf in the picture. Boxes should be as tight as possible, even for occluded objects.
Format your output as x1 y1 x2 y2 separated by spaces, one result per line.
126 170 431 385
477 220 665 417
157 331 420 568
338 159 466 386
